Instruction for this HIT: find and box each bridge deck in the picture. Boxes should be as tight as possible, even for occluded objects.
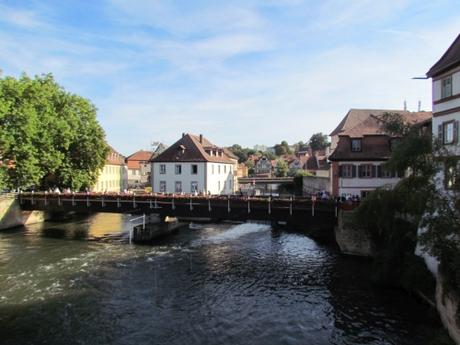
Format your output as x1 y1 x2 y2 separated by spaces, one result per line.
19 193 338 231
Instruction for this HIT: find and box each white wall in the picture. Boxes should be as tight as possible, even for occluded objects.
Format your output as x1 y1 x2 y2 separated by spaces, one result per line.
151 162 206 194
338 161 401 196
151 162 235 194
205 162 234 194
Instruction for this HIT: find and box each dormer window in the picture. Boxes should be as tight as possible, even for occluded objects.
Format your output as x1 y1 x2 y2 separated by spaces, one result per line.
351 139 362 152
441 75 452 99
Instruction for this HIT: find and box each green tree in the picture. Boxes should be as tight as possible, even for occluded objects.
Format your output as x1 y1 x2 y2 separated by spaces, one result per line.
275 159 288 177
308 133 330 151
274 141 291 156
0 73 109 191
246 160 255 176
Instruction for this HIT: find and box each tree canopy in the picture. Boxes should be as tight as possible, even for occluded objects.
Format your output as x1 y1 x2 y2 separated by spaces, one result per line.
275 159 288 177
274 141 291 156
0 73 109 191
308 133 330 151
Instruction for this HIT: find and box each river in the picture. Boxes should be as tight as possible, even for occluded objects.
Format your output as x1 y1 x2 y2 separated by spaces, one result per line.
0 213 441 345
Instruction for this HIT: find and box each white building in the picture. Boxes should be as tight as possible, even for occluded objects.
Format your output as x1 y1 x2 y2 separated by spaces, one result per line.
427 34 460 191
151 133 236 195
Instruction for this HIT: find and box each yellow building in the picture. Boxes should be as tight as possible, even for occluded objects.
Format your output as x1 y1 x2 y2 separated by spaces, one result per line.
92 146 127 193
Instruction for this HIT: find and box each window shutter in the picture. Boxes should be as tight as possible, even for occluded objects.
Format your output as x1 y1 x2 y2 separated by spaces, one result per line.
352 165 357 178
358 165 362 178
371 165 376 178
438 124 443 143
454 121 459 144
338 165 343 177
377 165 382 178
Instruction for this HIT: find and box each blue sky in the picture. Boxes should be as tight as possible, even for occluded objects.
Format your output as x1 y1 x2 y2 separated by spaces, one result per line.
0 0 459 155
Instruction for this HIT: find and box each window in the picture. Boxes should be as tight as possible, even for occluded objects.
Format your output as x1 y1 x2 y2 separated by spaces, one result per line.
443 121 456 145
175 181 182 193
212 165 215 174
175 164 182 174
359 164 374 178
160 164 166 174
191 164 198 174
441 75 453 99
445 160 459 190
340 164 355 178
160 181 166 192
191 181 198 193
218 165 221 174
351 139 362 152
381 167 393 178
224 165 227 174
218 181 221 191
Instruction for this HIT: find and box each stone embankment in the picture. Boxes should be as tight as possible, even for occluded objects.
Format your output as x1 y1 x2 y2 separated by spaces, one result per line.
0 194 47 230
335 210 374 257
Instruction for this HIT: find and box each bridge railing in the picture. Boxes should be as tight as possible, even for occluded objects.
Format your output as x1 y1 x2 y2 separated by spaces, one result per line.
0 192 18 200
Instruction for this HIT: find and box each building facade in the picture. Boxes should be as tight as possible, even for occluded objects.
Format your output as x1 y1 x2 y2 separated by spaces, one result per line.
151 133 236 195
329 109 431 197
254 156 273 177
93 146 128 193
125 150 153 189
427 34 460 192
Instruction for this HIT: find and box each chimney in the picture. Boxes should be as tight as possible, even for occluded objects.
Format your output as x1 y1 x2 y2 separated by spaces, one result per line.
403 100 407 111
418 100 421 112
182 132 186 138
199 134 203 143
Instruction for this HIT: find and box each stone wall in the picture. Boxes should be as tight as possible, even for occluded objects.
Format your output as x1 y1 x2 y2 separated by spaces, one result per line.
302 176 330 195
0 196 47 230
437 273 460 344
335 210 374 257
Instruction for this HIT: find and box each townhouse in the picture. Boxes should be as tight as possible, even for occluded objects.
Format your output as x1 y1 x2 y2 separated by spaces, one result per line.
151 133 236 194
93 146 128 193
426 33 460 191
329 109 431 198
125 150 153 189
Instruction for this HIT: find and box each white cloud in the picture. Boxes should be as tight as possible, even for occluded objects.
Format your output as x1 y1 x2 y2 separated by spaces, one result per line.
0 4 45 28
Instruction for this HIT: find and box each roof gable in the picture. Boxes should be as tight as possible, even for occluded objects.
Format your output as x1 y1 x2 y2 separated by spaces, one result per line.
427 34 460 78
152 134 234 164
334 109 432 138
330 109 405 137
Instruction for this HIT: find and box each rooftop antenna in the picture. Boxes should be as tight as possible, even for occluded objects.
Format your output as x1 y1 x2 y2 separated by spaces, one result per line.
404 100 407 111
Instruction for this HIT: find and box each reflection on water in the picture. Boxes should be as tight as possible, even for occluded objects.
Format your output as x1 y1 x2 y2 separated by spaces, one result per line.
0 213 441 345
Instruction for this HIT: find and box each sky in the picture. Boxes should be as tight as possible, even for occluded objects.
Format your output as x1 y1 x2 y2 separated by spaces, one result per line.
0 0 459 155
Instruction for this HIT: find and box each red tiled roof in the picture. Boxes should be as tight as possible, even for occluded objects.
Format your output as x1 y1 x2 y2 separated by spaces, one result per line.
329 110 432 161
152 134 234 164
126 150 154 169
106 146 125 166
337 110 432 138
427 34 460 78
330 109 406 136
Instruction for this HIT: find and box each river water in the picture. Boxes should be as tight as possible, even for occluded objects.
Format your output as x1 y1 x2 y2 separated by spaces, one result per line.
0 213 440 345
